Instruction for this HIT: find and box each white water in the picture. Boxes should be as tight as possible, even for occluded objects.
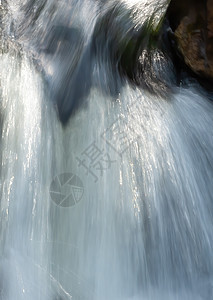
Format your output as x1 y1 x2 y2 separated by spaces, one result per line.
1 1 213 300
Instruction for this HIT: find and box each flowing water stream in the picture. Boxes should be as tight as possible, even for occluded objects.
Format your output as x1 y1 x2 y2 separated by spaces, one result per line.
0 1 213 299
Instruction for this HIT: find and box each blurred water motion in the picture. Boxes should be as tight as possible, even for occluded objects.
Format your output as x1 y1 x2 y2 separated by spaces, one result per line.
0 1 213 299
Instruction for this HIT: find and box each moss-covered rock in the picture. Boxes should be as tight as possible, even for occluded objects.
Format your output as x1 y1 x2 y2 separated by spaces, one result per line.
92 1 174 95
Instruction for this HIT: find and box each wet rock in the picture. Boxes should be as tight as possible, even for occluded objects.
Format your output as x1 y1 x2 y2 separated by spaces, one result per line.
93 2 175 97
167 0 213 82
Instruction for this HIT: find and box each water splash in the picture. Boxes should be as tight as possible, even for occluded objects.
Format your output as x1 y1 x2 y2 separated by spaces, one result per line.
0 1 213 300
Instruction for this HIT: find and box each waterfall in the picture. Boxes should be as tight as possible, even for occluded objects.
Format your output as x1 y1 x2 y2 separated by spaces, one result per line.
0 1 213 299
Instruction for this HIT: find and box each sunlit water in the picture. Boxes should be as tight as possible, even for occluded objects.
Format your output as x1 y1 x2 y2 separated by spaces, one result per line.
0 1 213 300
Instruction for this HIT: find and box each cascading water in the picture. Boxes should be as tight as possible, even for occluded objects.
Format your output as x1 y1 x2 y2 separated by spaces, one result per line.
0 0 213 299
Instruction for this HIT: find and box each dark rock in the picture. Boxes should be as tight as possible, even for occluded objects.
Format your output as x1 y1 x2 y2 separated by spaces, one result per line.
92 2 176 97
167 0 213 82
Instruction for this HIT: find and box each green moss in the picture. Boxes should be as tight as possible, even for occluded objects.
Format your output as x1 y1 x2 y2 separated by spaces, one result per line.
93 2 170 81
